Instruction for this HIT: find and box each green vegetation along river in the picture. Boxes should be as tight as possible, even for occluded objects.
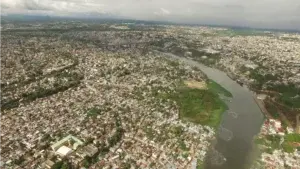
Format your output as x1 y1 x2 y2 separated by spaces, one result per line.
159 79 230 129
157 51 265 169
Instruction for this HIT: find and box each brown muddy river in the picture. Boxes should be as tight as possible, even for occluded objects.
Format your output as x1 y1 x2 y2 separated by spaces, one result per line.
159 51 264 169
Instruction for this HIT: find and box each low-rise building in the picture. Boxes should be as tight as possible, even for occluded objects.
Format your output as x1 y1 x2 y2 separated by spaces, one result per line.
56 145 73 157
76 145 98 158
51 135 84 151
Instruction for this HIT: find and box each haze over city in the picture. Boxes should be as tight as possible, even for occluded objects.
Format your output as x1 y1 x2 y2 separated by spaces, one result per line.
1 0 300 30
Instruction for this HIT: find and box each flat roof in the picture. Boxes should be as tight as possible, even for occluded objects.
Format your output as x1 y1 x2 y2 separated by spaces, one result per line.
51 135 84 151
56 145 73 157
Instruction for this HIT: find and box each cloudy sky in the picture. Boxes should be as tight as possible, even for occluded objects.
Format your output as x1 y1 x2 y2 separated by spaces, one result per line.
1 0 300 29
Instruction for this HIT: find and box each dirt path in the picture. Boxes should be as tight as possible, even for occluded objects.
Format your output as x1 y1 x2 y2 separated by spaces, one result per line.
184 80 207 90
253 97 272 119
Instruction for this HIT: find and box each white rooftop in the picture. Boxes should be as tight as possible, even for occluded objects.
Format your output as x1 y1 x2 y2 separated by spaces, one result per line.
56 146 73 157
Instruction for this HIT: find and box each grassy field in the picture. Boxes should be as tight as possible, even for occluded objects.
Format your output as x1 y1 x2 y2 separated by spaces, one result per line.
174 87 227 128
207 79 233 97
155 80 229 128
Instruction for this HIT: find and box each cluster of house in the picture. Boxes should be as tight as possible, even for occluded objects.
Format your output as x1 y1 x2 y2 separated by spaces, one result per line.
256 119 300 169
260 119 287 136
42 135 98 169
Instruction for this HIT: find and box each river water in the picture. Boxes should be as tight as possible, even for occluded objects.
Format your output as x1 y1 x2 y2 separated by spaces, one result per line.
158 51 264 169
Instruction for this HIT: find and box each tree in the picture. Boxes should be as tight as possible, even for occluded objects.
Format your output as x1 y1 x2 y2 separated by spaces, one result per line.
51 161 63 169
61 162 70 169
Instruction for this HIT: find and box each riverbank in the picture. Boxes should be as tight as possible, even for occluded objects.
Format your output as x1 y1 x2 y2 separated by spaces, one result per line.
156 50 265 169
153 79 230 129
253 96 271 119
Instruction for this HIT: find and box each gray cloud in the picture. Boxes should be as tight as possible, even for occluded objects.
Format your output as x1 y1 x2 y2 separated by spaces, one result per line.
1 3 10 9
1 0 300 30
23 0 52 10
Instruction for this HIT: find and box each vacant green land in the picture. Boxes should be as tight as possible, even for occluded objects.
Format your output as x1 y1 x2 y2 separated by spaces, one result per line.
174 87 227 128
285 133 300 142
282 134 300 153
207 79 233 97
154 81 229 128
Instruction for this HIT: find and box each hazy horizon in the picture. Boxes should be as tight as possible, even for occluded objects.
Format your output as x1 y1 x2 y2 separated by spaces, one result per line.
1 0 300 30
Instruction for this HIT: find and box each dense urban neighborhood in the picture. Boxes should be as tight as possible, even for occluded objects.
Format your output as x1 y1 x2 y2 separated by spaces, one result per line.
1 20 300 169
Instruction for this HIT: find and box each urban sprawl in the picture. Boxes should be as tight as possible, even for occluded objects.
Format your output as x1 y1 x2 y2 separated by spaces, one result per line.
1 21 300 169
